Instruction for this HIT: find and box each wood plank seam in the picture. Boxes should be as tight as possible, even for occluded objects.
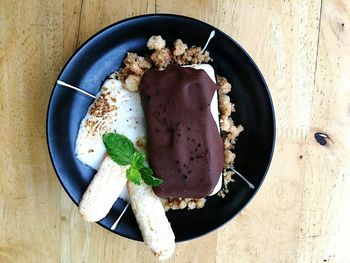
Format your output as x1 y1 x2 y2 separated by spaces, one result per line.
312 0 324 88
75 0 84 50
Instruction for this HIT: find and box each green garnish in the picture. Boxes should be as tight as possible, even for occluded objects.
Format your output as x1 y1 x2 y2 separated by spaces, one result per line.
126 167 141 185
102 133 134 166
102 133 163 186
140 167 163 186
130 152 146 170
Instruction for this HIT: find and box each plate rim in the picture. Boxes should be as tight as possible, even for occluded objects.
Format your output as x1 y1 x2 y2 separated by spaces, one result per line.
46 13 276 242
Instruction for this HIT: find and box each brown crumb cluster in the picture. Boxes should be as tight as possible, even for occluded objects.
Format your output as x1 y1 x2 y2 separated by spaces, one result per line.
116 52 152 92
173 46 210 65
114 35 243 209
89 93 117 117
217 76 244 157
147 35 166 50
217 76 244 197
151 48 172 68
162 198 206 211
136 136 147 151
116 35 211 92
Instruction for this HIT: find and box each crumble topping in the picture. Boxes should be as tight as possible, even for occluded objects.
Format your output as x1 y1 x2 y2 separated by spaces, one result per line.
116 52 152 92
173 46 210 65
124 75 141 92
162 198 206 211
151 48 172 68
116 36 211 92
173 39 188 56
124 52 152 75
147 35 166 50
89 93 117 117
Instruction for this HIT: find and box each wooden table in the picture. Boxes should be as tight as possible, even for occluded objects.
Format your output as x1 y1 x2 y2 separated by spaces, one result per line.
1 0 349 262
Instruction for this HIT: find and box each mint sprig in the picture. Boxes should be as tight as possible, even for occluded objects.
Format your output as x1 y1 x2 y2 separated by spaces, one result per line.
102 133 163 186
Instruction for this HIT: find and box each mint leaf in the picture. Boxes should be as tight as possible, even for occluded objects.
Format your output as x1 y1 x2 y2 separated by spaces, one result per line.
103 133 135 165
130 152 146 170
140 166 153 177
126 167 141 185
140 167 163 187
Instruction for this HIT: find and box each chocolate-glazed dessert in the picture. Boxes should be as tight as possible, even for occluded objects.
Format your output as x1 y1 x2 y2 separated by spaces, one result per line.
140 65 225 198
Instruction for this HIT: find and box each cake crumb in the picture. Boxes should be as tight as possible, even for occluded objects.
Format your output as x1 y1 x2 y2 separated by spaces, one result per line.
229 124 244 139
136 137 147 150
151 48 172 68
219 101 232 116
173 39 188 56
124 75 141 92
187 201 196 210
217 76 232 95
147 35 166 50
124 52 151 75
163 197 206 211
220 117 233 132
218 171 235 196
115 53 151 91
224 150 235 166
173 46 210 65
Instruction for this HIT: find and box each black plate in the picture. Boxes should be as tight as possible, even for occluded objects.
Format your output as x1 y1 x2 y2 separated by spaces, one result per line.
47 14 275 242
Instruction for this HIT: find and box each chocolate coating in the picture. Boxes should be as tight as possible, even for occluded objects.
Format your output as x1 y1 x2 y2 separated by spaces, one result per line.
140 65 224 198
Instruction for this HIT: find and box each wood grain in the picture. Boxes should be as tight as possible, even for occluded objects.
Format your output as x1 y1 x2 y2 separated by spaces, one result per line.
0 0 349 262
0 0 81 262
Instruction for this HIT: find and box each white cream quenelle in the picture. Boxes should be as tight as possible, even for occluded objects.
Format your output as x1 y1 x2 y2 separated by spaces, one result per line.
75 78 145 170
77 78 145 221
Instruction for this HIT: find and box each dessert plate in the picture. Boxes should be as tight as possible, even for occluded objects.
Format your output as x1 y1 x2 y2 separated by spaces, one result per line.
46 14 275 242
